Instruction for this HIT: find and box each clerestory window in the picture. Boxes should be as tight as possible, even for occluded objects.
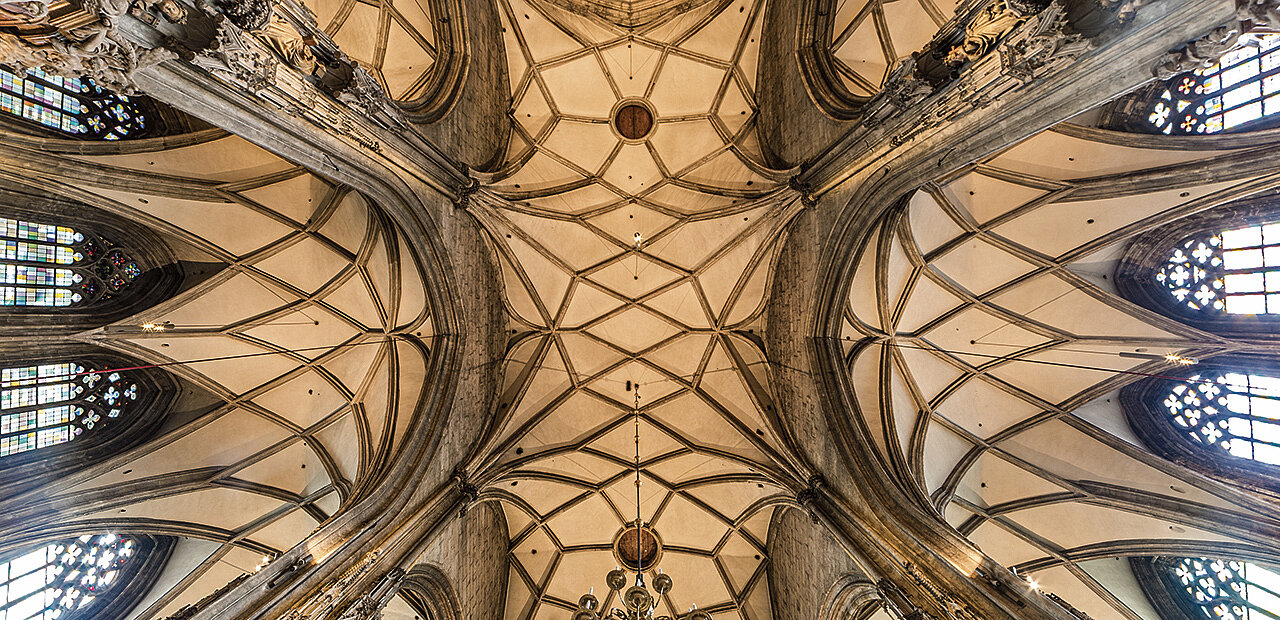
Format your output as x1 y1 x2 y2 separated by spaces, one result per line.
0 67 147 140
0 534 145 620
0 362 140 458
1148 33 1280 135
1136 556 1280 620
1161 370 1280 466
0 215 142 308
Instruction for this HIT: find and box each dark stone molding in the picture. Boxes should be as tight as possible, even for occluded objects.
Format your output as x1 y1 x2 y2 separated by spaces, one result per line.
0 534 175 620
0 345 183 499
1121 354 1280 503
1058 114 1280 150
820 574 885 620
1114 194 1280 339
396 0 469 124
796 0 874 122
399 564 462 620
0 126 230 156
1131 556 1205 620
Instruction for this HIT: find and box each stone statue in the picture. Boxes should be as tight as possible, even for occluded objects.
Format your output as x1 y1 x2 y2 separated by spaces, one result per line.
260 15 314 72
946 0 1032 66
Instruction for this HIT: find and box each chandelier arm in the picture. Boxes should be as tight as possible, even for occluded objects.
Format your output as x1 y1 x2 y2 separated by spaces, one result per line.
576 386 711 620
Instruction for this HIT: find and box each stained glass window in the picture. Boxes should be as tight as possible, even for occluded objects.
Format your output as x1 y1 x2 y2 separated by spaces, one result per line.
0 533 140 620
0 67 145 140
1154 221 1280 315
1147 34 1280 134
0 362 139 457
0 216 142 308
1162 370 1280 466
1166 557 1280 620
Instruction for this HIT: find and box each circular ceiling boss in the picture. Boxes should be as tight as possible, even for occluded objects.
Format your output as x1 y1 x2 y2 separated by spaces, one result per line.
613 522 663 571
612 99 657 142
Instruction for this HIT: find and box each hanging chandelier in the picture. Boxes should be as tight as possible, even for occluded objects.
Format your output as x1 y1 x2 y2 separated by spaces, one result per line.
573 387 711 620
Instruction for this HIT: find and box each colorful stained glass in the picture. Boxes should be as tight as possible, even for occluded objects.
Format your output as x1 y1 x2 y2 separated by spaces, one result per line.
0 362 139 457
1148 34 1280 134
1165 557 1280 620
0 534 140 620
0 216 138 307
1163 371 1280 466
1155 222 1280 315
0 66 145 140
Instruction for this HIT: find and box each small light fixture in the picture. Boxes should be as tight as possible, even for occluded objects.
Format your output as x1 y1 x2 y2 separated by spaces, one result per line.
1027 577 1040 591
1116 351 1198 365
140 321 174 332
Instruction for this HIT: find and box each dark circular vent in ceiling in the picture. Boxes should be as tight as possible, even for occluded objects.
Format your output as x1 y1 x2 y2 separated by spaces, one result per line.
614 103 655 141
613 523 662 570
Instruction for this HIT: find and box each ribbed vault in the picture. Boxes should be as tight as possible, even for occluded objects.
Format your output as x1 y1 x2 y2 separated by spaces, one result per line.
468 1 810 618
839 116 1280 619
821 0 955 96
0 131 441 618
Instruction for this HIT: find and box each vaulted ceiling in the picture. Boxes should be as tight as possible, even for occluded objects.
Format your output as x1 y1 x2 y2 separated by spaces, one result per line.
6 0 1279 618
0 131 436 618
842 118 1280 619
466 1 810 617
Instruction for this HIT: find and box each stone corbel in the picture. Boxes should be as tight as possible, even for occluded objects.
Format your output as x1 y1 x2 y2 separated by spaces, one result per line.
451 466 479 512
795 474 827 524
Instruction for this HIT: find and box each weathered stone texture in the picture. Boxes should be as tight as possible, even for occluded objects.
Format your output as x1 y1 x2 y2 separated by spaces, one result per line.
767 506 863 619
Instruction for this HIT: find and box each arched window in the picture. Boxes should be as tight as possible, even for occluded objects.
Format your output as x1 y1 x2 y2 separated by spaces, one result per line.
1115 201 1280 335
0 67 147 140
1133 557 1280 620
0 348 178 498
0 534 173 620
1161 370 1280 466
1147 33 1280 134
0 361 140 457
1155 220 1280 315
1122 357 1280 497
0 215 142 308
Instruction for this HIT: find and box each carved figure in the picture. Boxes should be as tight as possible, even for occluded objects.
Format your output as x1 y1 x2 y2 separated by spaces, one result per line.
1239 0 1280 28
0 0 50 23
260 15 314 72
212 0 270 30
946 0 1032 66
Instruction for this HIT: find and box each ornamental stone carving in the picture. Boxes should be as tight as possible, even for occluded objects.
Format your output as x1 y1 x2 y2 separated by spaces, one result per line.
945 0 1043 66
335 568 406 620
1152 24 1241 79
0 0 176 93
1239 0 1280 28
999 1 1093 82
